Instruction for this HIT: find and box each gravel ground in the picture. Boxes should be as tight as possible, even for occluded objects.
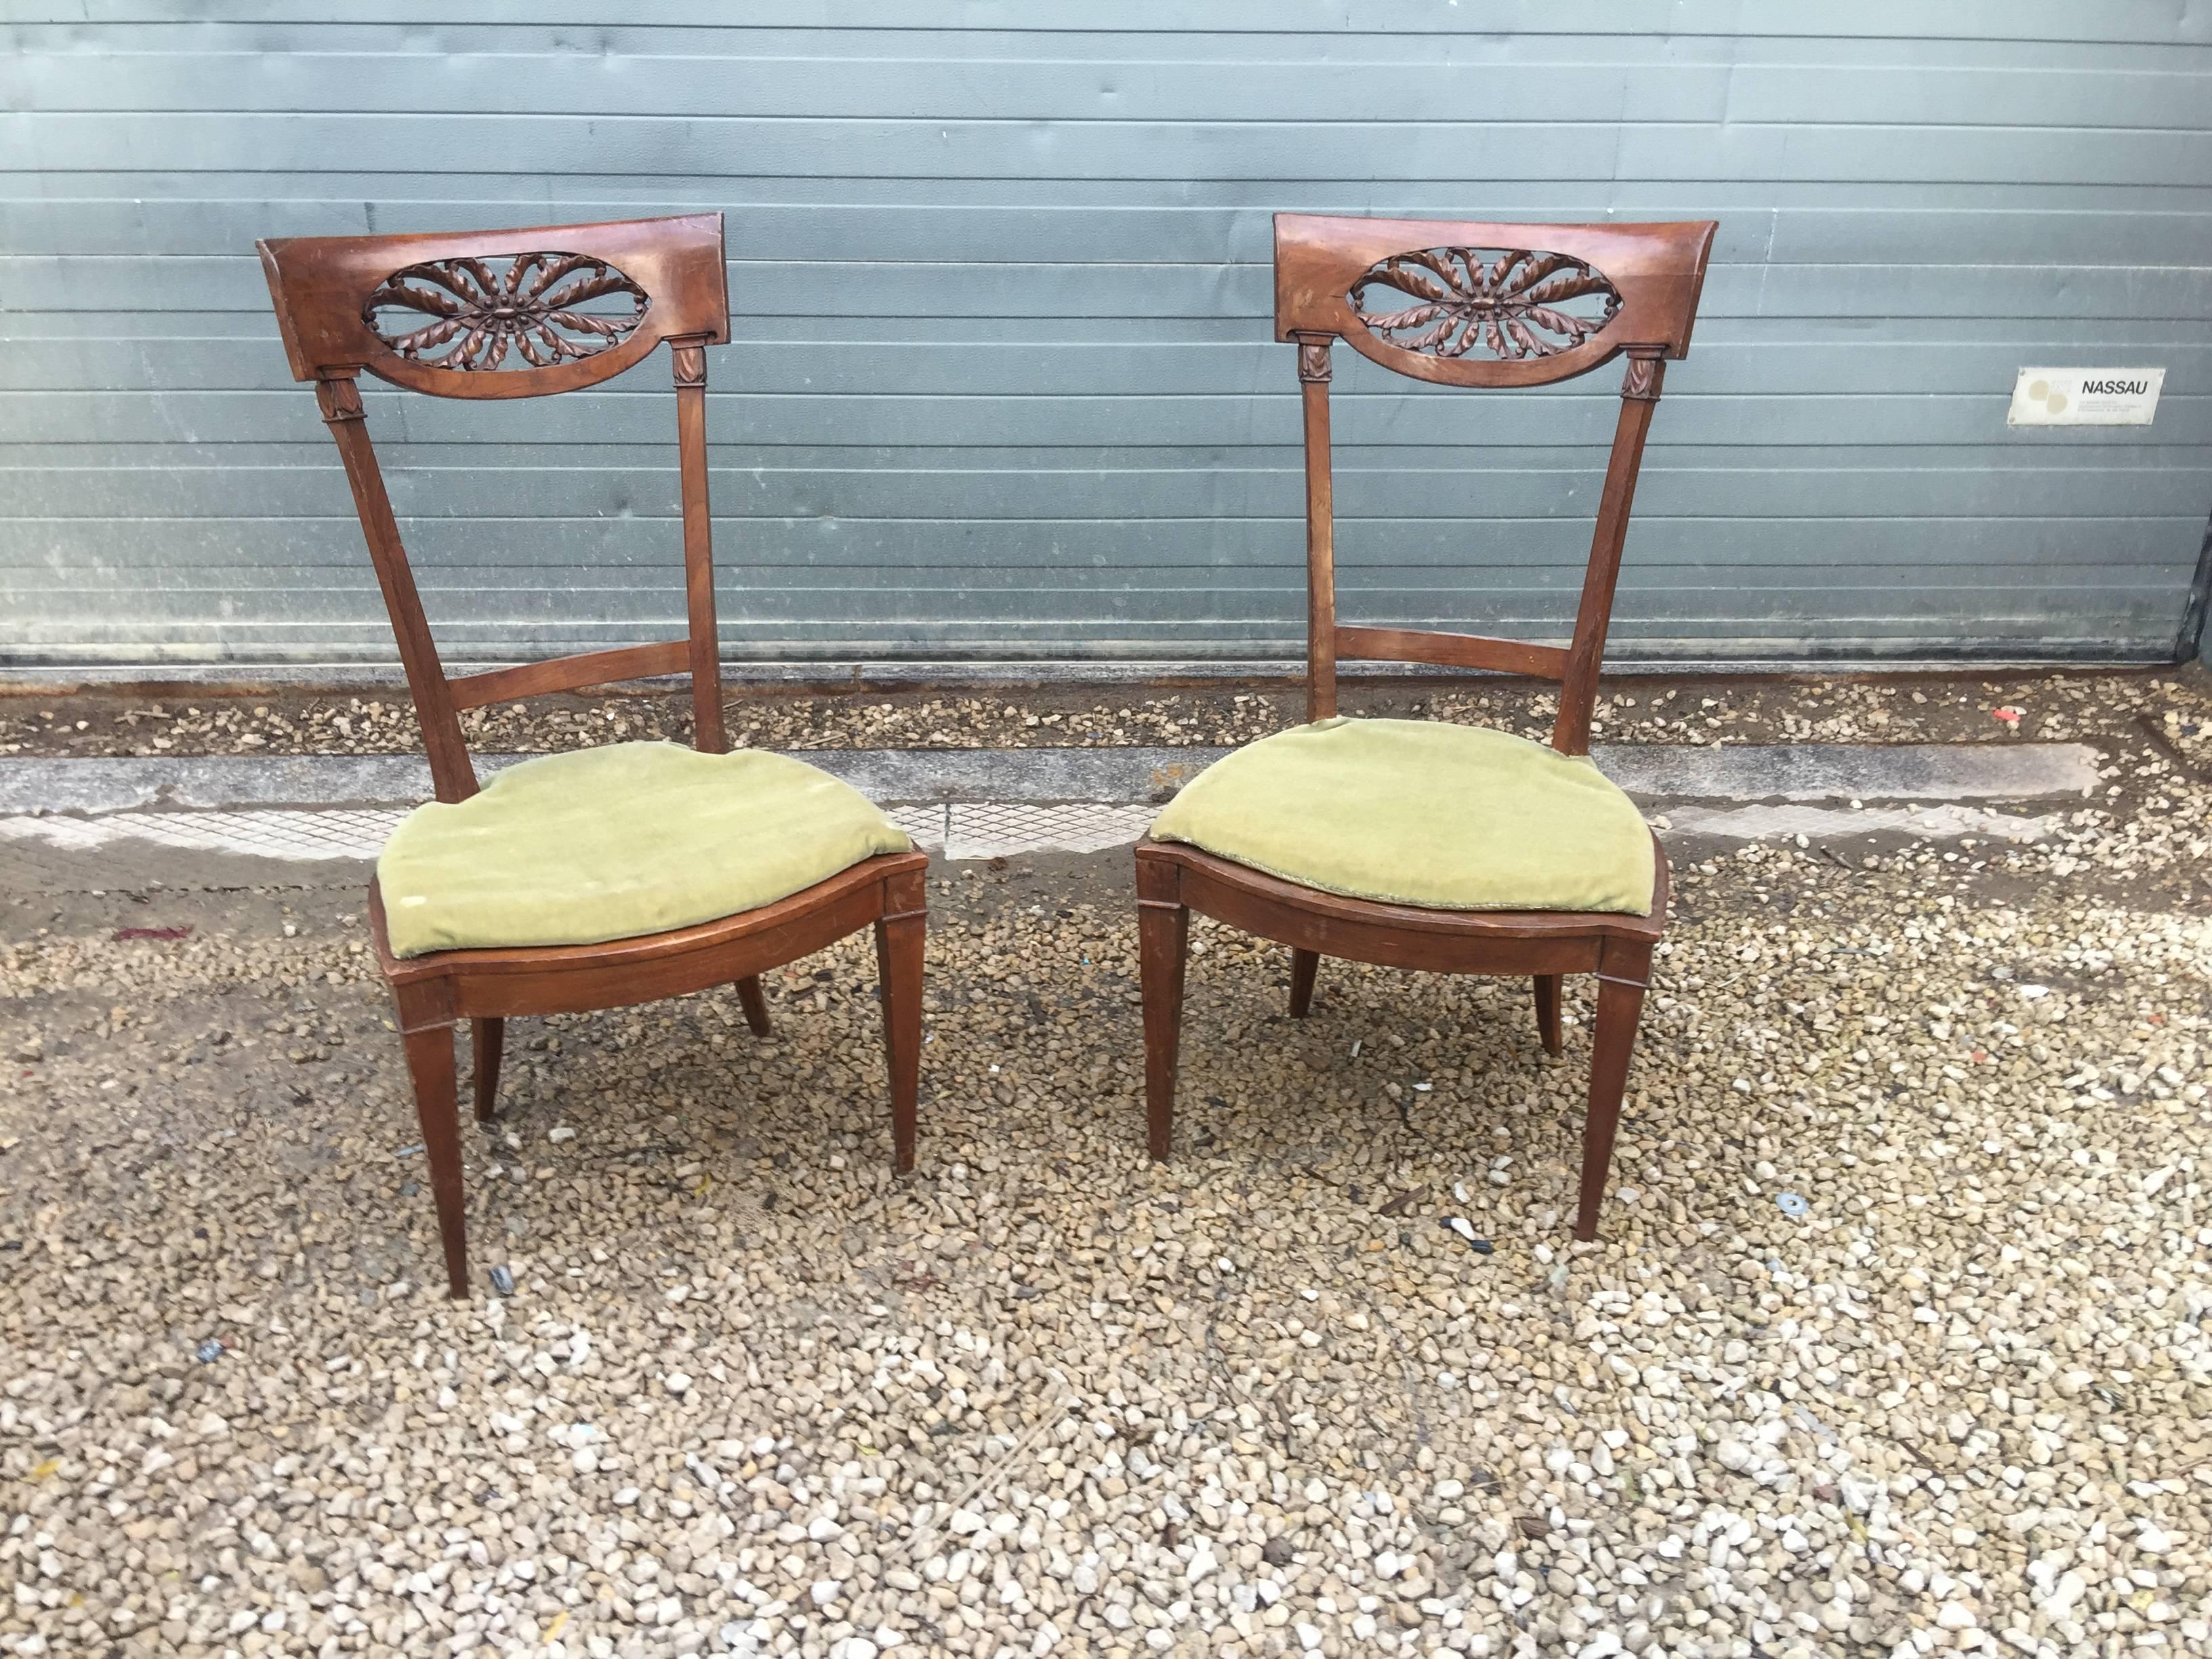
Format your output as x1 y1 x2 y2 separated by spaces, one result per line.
5 818 2211 1658
4 668 2211 1659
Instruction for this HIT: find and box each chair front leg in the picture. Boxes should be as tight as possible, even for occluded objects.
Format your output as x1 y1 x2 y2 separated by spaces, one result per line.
874 872 926 1174
403 1021 471 1298
1289 948 1320 1017
1136 855 1189 1160
1574 959 1650 1242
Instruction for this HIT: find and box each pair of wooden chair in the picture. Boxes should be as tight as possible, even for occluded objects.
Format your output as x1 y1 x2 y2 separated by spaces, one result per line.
258 211 1715 1298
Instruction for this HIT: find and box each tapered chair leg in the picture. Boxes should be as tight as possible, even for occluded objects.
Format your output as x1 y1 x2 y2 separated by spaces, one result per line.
404 1023 470 1298
1289 949 1319 1017
1533 975 1563 1057
735 975 773 1036
874 887 926 1175
470 1017 504 1121
1137 890 1190 1160
1574 973 1647 1242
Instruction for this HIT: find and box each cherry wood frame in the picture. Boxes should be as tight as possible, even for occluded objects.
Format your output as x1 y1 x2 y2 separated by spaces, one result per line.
259 214 927 1297
1136 213 1715 1240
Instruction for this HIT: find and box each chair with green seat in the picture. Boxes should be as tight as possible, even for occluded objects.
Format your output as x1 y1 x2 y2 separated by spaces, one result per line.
258 213 928 1298
1136 213 1716 1240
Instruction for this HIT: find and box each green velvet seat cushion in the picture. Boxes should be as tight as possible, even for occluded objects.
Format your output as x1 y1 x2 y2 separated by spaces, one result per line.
1149 717 1654 915
377 741 912 958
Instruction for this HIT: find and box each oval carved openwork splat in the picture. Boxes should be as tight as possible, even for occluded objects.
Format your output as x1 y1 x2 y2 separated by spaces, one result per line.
363 252 649 371
1349 247 1621 361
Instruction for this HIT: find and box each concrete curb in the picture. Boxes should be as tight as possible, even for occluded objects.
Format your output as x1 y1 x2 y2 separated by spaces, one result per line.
0 741 2102 817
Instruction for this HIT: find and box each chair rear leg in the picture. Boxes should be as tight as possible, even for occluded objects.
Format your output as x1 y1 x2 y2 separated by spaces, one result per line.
874 884 926 1175
1137 893 1189 1160
1289 948 1319 1017
404 1023 470 1298
1533 975 1563 1057
470 1017 504 1122
1574 974 1647 1242
736 975 773 1036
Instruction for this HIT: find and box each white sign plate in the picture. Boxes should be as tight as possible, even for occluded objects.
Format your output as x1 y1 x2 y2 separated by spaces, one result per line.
2008 367 2163 427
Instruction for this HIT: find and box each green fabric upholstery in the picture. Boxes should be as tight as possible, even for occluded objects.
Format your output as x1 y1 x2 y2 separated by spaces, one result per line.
1149 717 1654 915
377 741 911 958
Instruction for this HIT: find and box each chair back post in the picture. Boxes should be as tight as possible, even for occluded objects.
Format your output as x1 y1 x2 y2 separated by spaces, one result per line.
256 214 733 778
313 373 480 802
1553 350 1665 755
1292 332 1338 722
1272 213 1714 748
670 337 726 753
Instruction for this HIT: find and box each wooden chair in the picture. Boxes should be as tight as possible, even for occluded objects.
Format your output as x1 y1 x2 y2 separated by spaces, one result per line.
257 214 928 1298
1135 213 1715 1239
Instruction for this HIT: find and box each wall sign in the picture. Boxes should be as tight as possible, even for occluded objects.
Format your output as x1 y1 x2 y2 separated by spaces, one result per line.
2008 367 2164 427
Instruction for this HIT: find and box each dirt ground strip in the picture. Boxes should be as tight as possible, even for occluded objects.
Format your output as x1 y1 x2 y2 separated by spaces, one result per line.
5 667 2209 769
2 669 2211 1659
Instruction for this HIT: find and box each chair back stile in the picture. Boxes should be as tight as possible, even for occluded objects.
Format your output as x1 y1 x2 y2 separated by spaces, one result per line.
1273 214 1717 754
256 213 734 802
672 340 726 755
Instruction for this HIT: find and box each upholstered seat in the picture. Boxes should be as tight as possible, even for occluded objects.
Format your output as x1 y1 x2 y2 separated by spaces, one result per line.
378 741 912 958
1149 717 1654 916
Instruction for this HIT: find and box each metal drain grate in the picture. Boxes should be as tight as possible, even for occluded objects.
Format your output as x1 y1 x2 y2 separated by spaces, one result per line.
0 807 407 861
0 799 1161 870
946 802 1155 859
0 792 2055 895
1658 801 2056 843
886 805 945 850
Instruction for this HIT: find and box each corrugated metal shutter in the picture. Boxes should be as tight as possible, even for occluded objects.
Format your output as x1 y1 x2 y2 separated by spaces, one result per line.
4 3 2209 668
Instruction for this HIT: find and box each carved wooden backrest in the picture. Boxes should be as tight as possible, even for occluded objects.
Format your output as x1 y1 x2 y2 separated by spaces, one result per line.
1273 213 1717 753
257 213 733 801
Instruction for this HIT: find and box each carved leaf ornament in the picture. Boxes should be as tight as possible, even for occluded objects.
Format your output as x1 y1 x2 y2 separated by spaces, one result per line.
363 251 648 371
1349 247 1620 361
